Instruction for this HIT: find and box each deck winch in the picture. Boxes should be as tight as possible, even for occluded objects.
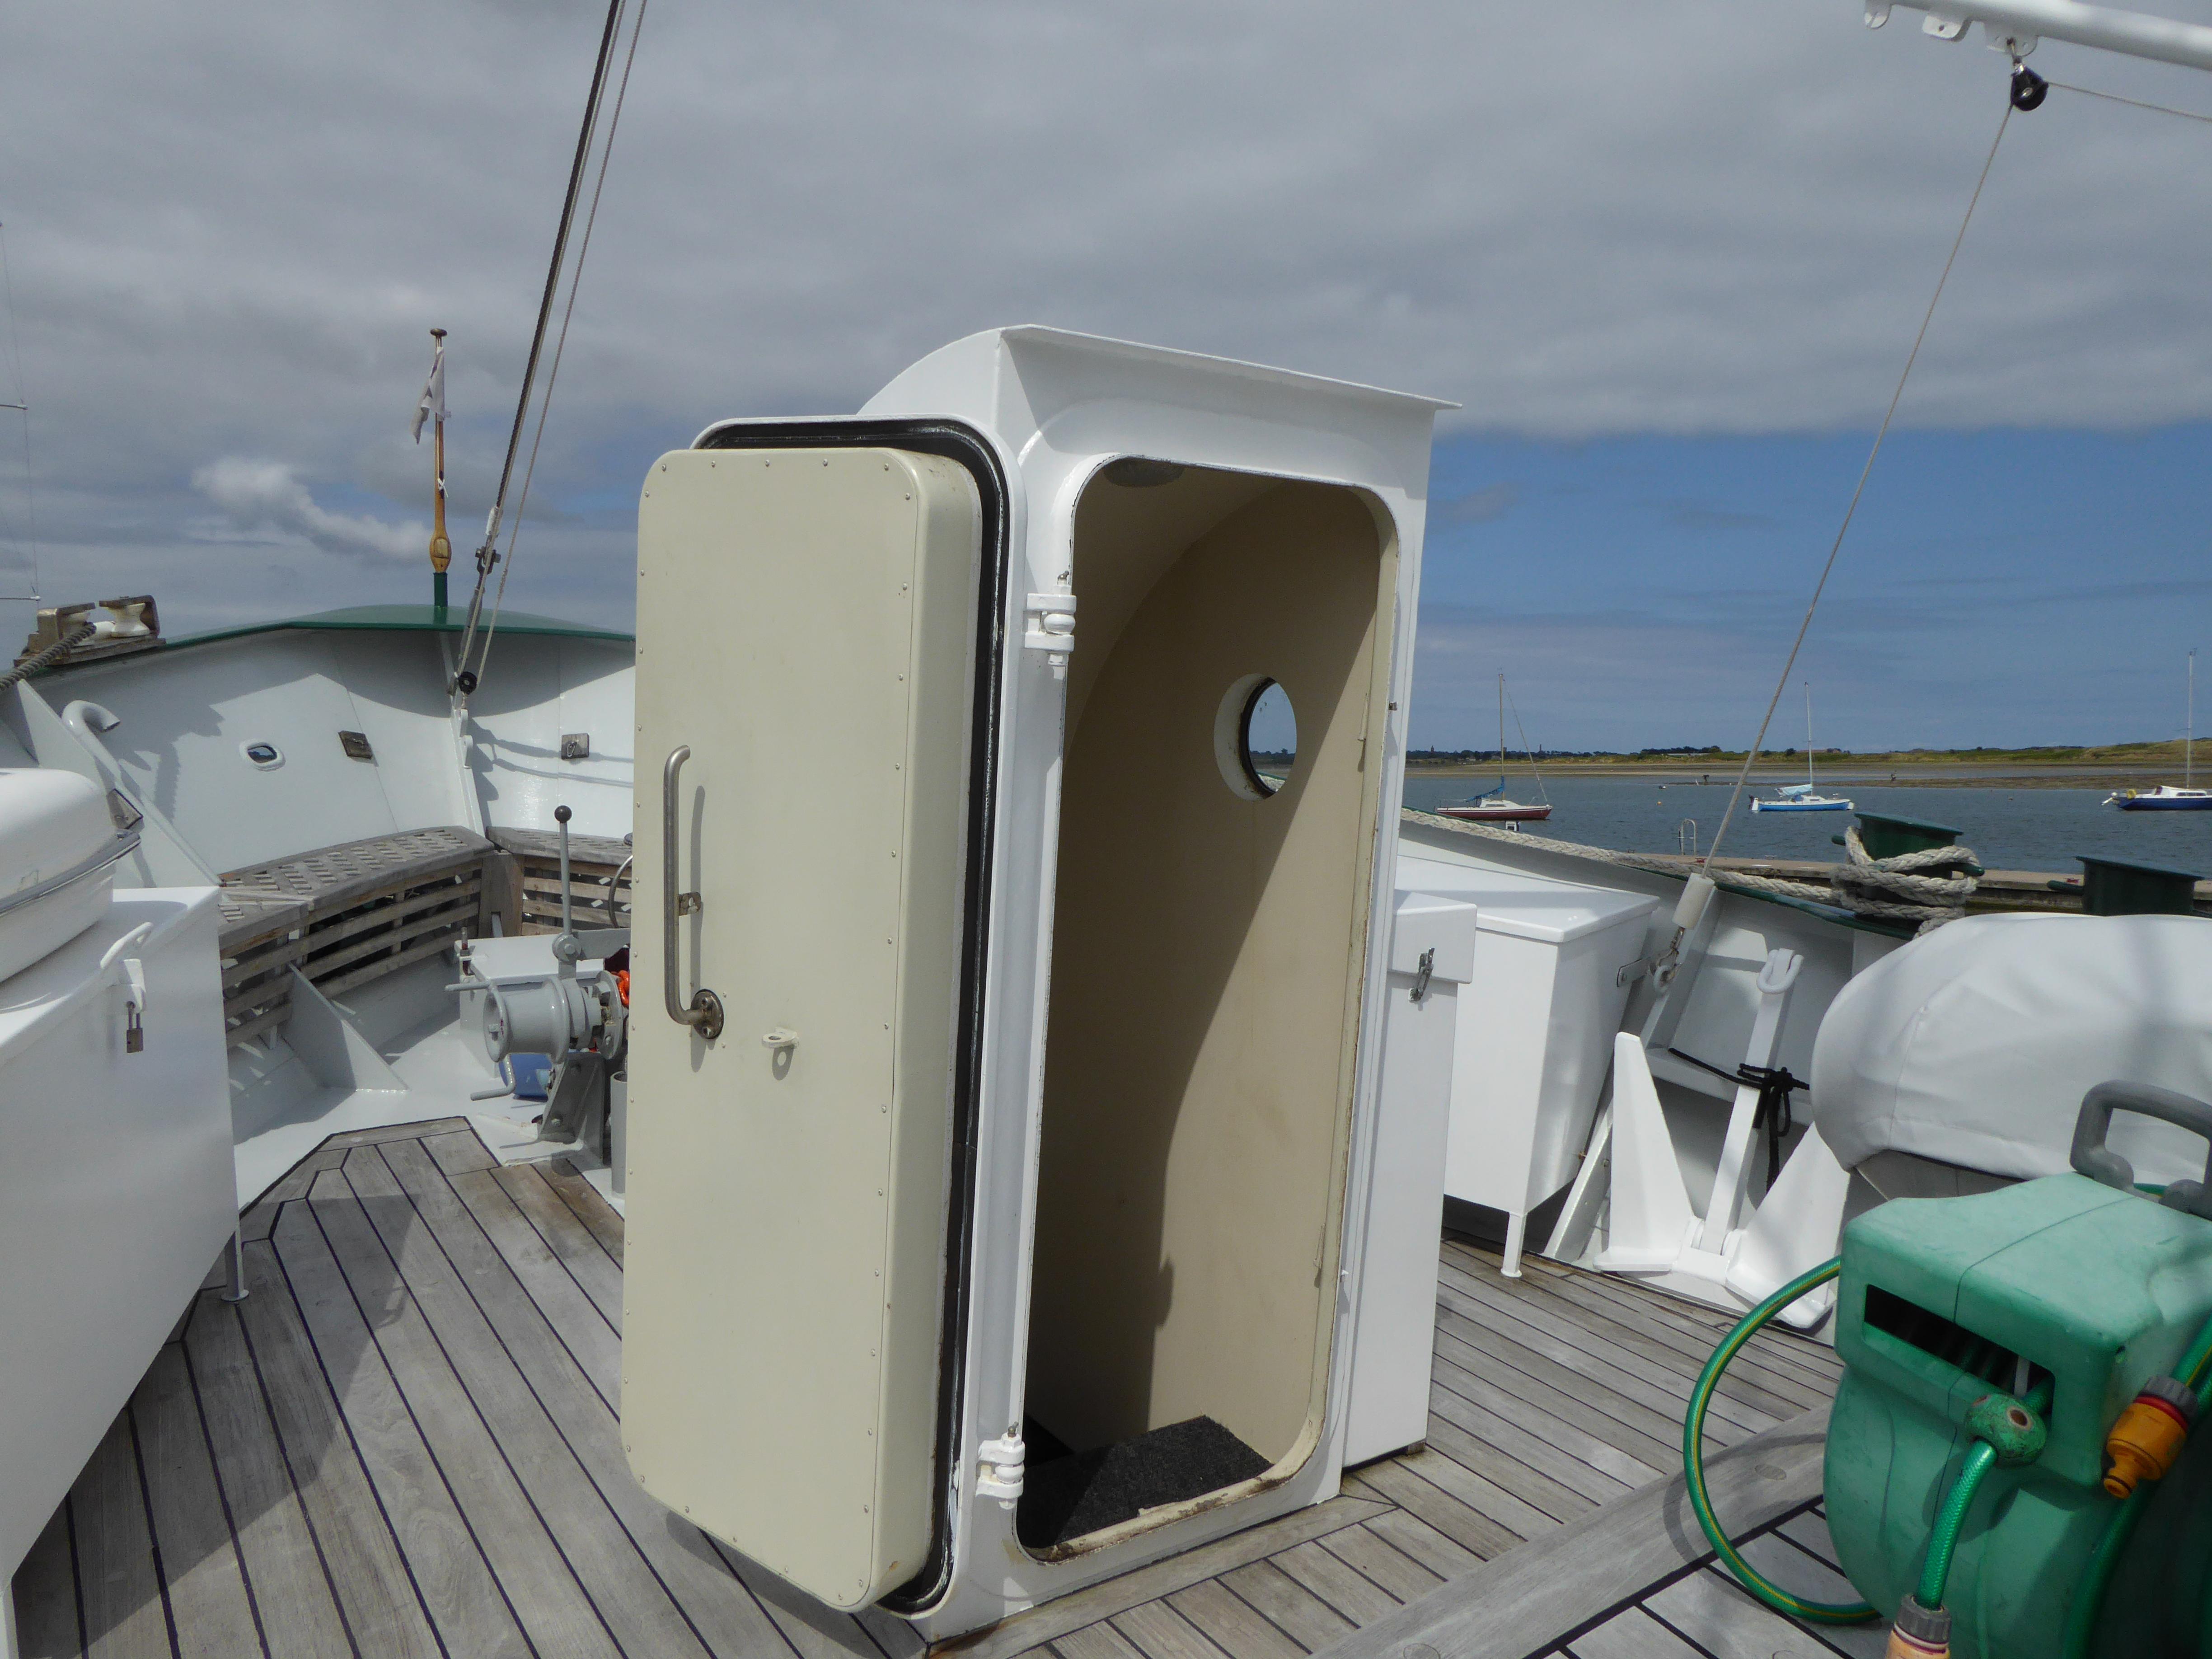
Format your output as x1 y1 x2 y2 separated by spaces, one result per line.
1690 1081 2212 1658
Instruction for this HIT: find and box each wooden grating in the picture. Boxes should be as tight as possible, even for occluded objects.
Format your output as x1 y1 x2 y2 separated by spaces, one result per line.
216 827 503 1048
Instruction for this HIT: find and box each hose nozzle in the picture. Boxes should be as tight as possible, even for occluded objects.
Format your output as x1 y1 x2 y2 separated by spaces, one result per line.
1886 1595 1950 1658
2104 1375 2197 1498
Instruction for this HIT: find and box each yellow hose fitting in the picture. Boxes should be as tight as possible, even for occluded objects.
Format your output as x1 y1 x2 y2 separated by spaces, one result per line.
2103 1376 2197 1499
1887 1594 1950 1658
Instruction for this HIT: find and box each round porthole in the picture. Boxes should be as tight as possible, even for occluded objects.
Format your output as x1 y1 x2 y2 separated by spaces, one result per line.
1214 675 1297 800
241 740 284 770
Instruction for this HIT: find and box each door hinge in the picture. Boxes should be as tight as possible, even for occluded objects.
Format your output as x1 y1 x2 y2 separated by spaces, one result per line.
1023 593 1076 678
976 1434 1025 1506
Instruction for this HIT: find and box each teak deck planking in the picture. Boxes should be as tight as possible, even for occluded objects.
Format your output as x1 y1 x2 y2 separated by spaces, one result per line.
10 1121 1858 1659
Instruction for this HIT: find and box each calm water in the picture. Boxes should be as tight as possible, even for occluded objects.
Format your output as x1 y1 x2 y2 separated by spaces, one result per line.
1401 775 2212 876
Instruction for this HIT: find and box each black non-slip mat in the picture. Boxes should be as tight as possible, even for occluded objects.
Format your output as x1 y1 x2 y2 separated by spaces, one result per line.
1016 1415 1271 1548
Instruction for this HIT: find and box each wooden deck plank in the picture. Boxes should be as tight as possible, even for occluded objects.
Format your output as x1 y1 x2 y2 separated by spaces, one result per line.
1111 1602 1233 1659
1643 1565 1850 1659
272 1182 534 1659
420 1128 499 1177
1419 1400 1606 1523
1434 1295 1757 1448
375 1137 822 1659
336 1148 703 1659
1429 1352 1660 1492
542 1157 628 1266
1431 1330 1680 1478
1341 1461 1520 1562
698 1538 883 1659
1434 1313 1721 1463
431 1160 624 1407
223 1242 442 1659
1449 1257 1832 1416
12 1504 85 1659
242 1149 347 1242
131 1340 264 1659
1164 1579 1307 1659
1775 1509 1843 1572
1562 1607 1707 1659
321 1118 470 1150
1311 1525 1440 1607
1308 1408 1830 1659
1438 1267 1791 1431
1725 1536 1885 1659
1382 1443 1558 1542
1356 1507 1480 1583
943 1496 1382 1659
1053 1624 1147 1659
1213 1561 1353 1651
72 1416 171 1659
1453 1242 1844 1394
1266 1540 1400 1628
1482 1247 1843 1395
489 1163 624 1331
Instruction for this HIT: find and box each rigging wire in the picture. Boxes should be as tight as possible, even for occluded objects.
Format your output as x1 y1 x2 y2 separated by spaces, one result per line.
0 222 38 604
1699 93 2014 875
450 0 633 698
463 0 647 697
1503 682 1551 806
2046 79 2212 126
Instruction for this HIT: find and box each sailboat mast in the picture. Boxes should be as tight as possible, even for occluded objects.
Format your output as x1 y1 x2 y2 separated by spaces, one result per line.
1498 672 1506 772
2189 649 2196 789
1805 682 1816 788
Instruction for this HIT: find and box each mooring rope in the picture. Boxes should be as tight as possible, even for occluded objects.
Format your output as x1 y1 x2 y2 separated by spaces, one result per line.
1406 811 1980 933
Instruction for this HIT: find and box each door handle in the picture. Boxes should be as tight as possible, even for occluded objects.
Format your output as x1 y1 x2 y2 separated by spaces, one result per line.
661 745 725 1040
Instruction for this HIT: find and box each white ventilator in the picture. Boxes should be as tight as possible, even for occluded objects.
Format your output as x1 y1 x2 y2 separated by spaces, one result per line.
1591 947 1851 1329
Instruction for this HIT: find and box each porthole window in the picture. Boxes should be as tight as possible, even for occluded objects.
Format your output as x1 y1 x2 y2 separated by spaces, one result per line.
241 740 284 770
1214 674 1297 801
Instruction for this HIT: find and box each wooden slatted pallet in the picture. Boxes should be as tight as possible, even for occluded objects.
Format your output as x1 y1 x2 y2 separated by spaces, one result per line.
216 828 508 1048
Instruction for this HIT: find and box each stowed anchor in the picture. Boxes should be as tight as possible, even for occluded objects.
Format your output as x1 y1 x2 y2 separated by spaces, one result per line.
1593 946 1855 1328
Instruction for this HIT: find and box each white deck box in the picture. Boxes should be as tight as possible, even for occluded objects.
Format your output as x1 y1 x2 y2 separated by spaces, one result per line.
1345 890 1479 1467
1398 856 1657 1276
0 887 234 1599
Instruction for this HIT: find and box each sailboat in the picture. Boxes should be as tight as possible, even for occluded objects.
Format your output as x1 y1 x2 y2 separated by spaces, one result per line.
2107 649 2212 809
1751 683 1853 812
1437 672 1553 822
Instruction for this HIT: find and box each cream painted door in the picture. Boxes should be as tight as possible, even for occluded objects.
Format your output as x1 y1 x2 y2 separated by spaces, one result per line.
623 447 982 1611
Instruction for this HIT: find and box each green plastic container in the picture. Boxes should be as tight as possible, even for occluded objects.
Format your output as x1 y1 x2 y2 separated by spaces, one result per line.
1849 811 1963 860
2073 855 2203 918
1826 1176 2212 1657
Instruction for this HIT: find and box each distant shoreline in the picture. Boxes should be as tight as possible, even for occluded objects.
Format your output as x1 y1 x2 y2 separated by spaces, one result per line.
1406 759 2188 790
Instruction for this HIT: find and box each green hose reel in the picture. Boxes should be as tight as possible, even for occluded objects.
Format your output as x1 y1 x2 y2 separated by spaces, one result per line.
1817 1082 2212 1659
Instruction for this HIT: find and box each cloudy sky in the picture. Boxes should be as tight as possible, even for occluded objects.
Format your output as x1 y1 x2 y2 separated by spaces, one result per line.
3 0 2210 750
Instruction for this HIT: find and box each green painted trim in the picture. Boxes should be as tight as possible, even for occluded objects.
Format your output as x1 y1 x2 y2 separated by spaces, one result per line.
168 604 633 650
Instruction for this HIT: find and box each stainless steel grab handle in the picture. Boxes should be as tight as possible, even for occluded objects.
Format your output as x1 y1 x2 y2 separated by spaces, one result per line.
661 746 724 1040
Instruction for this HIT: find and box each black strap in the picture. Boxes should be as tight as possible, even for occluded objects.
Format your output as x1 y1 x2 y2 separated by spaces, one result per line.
1667 1049 1806 1197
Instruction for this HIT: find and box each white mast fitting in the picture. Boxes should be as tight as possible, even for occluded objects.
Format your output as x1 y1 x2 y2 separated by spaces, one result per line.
1865 0 2212 73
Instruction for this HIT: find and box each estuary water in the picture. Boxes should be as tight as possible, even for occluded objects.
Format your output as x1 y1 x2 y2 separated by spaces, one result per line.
1401 775 2212 876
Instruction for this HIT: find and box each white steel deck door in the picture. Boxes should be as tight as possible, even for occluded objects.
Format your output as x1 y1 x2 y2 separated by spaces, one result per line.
623 448 982 1611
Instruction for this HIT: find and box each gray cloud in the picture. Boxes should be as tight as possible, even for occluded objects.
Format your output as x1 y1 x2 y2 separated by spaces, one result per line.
1437 482 1522 525
191 458 424 562
5 0 2212 643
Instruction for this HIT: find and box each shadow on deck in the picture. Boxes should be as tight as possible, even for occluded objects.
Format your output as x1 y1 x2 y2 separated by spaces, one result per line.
9 1121 1862 1659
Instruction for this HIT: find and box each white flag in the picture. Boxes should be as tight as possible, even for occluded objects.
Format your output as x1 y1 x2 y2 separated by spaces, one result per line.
411 338 446 442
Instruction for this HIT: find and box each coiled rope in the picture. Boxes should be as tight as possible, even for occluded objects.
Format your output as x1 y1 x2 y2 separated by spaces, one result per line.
1406 809 1978 932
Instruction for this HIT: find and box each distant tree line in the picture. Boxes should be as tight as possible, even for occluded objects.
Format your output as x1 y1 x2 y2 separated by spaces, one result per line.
1407 744 1729 761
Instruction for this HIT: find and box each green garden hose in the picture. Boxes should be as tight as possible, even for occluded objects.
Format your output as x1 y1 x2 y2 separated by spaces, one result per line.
1914 1439 1997 1610
2061 1322 2212 1659
1683 1259 1878 1625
